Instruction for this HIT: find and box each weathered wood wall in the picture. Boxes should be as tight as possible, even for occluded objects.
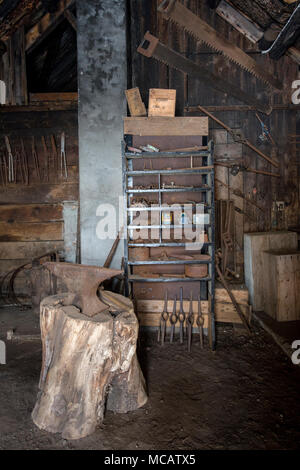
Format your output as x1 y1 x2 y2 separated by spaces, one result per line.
0 109 78 294
128 0 300 276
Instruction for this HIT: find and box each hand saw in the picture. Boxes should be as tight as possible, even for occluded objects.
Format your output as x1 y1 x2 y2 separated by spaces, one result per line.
158 0 282 91
137 32 272 115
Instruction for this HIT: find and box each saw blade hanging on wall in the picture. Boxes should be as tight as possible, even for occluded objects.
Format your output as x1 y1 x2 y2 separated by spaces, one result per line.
158 0 282 91
137 32 272 115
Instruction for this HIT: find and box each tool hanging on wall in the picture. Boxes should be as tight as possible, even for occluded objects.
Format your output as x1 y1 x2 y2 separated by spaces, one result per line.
31 136 41 182
178 287 185 344
158 0 282 90
0 154 6 186
215 177 265 212
186 291 194 353
20 138 29 185
60 132 68 180
216 252 251 334
137 32 271 115
255 113 276 146
50 134 58 174
41 136 49 182
4 136 14 183
158 290 169 346
215 162 280 178
196 295 204 349
197 105 279 167
169 295 178 343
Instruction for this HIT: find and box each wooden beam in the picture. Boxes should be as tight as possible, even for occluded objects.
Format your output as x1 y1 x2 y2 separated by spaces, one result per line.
26 0 74 52
64 9 77 31
124 117 209 136
30 92 78 102
185 104 300 112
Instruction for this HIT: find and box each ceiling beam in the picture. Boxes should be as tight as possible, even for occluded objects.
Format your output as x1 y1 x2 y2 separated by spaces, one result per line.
64 9 77 31
25 0 75 52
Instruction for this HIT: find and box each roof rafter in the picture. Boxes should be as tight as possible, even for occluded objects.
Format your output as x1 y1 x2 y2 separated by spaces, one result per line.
25 0 75 52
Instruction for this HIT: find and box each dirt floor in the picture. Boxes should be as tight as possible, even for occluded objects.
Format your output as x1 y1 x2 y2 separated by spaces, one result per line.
0 306 300 450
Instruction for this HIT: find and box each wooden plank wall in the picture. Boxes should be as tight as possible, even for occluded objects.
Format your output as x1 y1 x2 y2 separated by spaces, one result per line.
129 0 300 276
0 109 78 295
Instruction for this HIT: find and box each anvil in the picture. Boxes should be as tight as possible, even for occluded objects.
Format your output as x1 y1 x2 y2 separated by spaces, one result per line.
44 262 122 317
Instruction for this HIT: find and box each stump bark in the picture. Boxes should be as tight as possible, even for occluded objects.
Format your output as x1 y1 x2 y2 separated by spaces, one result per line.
32 291 147 440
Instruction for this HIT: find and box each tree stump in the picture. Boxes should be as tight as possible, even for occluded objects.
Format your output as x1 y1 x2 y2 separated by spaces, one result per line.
32 291 147 440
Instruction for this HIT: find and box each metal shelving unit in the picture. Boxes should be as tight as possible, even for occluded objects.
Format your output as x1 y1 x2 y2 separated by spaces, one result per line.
122 140 216 349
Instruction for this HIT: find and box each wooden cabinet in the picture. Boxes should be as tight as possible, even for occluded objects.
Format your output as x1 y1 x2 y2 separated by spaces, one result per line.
263 250 300 322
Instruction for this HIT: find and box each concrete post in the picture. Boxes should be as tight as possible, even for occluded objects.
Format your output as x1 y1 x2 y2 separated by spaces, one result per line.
77 0 127 268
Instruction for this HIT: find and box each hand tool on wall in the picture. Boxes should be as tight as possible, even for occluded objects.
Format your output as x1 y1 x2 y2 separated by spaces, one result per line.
169 295 178 343
255 113 276 146
4 136 14 182
215 177 265 212
137 32 271 115
186 291 194 353
50 134 58 174
60 132 68 180
197 105 279 167
158 290 169 346
41 136 49 182
0 154 6 186
31 136 41 182
178 287 185 344
196 295 204 349
215 162 280 178
216 253 251 334
103 227 123 268
20 138 29 185
158 0 282 90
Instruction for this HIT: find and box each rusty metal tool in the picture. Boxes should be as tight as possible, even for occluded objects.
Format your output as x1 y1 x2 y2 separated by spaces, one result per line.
103 227 123 268
20 138 29 185
186 291 194 353
158 0 282 90
137 32 271 115
158 289 169 345
60 132 68 180
215 253 251 334
50 134 58 172
4 136 14 182
178 287 185 344
41 136 49 182
198 105 278 167
169 295 178 343
196 294 204 349
215 177 265 212
31 136 41 181
44 262 122 317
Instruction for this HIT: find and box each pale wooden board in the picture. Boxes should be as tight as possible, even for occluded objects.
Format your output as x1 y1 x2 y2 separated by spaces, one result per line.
264 251 300 321
123 117 208 136
137 302 250 328
244 231 298 311
148 89 176 117
0 241 64 260
0 221 63 242
0 204 63 223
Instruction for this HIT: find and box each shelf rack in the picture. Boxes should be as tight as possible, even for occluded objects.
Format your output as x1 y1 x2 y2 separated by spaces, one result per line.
122 140 216 349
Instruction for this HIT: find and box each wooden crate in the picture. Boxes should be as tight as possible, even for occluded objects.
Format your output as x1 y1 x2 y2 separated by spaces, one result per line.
263 250 300 322
244 231 298 311
125 88 146 117
148 89 176 117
